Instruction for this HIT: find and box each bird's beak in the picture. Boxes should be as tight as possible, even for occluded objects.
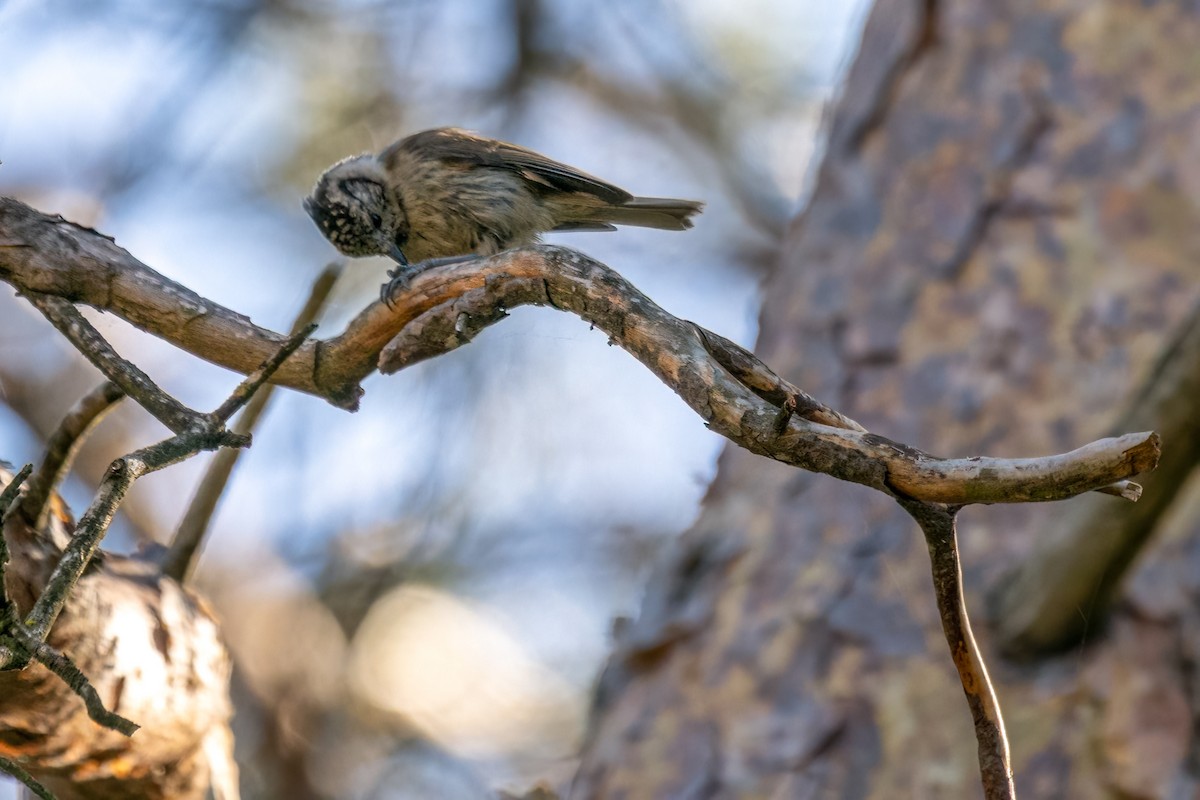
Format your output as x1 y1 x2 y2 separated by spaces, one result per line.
389 243 409 266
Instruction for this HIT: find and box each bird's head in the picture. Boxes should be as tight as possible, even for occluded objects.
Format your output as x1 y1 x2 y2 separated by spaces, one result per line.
303 156 410 264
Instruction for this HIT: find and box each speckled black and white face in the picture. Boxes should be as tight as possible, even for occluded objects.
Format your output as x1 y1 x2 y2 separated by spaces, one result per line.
303 156 408 261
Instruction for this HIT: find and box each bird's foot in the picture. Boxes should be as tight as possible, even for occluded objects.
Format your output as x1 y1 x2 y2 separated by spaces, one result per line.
381 264 420 308
380 254 485 308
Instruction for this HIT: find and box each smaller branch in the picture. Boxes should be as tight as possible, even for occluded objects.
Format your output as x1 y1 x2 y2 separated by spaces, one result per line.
0 465 34 673
165 266 340 583
23 293 207 434
20 382 125 530
212 322 319 423
8 624 138 735
25 433 243 642
879 431 1160 504
0 313 306 761
23 455 143 641
0 464 34 609
0 464 34 598
1095 480 1141 501
902 500 1014 800
0 755 55 800
0 463 32 523
692 326 866 432
27 318 305 637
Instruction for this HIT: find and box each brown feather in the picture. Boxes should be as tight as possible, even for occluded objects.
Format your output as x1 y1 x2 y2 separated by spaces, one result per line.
383 127 633 205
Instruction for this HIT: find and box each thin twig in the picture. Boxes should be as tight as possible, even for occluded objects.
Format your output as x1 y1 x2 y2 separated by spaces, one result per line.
165 266 340 583
1095 480 1140 501
0 463 32 525
0 464 34 600
692 325 866 432
0 464 34 609
902 499 1014 799
0 755 55 800
8 624 138 735
0 307 308 764
20 382 125 531
0 465 34 673
26 317 308 638
211 322 320 423
23 292 207 434
25 433 243 643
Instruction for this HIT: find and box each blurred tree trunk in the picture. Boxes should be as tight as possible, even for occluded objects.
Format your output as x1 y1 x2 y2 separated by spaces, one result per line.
575 1 1200 798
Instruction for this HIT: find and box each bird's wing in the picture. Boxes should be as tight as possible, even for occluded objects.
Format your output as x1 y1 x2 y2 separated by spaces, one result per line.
386 128 632 205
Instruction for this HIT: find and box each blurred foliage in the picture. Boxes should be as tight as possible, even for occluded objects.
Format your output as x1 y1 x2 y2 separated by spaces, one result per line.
0 0 866 796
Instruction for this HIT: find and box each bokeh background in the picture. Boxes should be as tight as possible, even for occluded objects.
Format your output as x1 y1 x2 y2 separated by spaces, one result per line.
0 1 869 796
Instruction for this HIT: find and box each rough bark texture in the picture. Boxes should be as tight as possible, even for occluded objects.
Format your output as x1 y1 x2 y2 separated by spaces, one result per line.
576 1 1200 798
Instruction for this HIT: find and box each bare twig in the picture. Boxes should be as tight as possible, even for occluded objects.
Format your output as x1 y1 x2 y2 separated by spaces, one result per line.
212 322 318 423
903 499 1014 799
0 755 55 799
0 464 34 605
23 292 207 433
23 323 307 637
0 463 34 608
165 266 340 583
0 463 32 525
22 429 245 643
692 326 866 431
1093 480 1141 501
0 329 292 752
19 381 125 531
0 325 305 773
6 623 138 735
0 464 34 672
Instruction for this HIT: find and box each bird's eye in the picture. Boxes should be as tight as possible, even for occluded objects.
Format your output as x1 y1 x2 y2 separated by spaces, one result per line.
369 213 383 230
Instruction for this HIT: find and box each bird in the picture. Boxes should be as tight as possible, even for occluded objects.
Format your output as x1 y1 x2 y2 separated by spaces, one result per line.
303 127 703 305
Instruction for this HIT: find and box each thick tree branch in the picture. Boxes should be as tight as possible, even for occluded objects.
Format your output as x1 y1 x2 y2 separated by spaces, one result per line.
377 246 1157 507
1 197 362 407
0 196 1158 507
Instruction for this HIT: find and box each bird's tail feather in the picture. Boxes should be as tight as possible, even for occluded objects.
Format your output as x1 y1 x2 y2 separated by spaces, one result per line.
596 197 704 231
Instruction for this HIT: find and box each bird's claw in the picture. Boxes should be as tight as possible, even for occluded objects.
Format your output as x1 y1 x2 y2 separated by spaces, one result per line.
381 265 419 309
379 254 486 310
